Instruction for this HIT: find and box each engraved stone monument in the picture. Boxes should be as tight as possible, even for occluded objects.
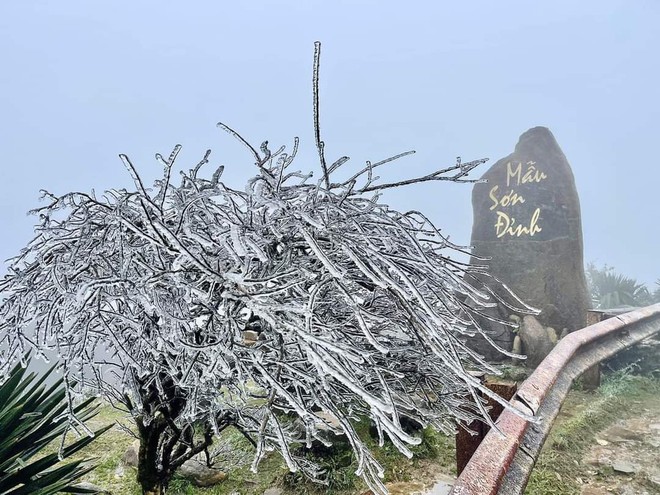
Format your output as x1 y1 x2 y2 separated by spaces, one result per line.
468 126 590 362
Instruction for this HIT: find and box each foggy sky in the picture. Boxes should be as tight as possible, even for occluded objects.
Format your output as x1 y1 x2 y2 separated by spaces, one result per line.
1 1 658 287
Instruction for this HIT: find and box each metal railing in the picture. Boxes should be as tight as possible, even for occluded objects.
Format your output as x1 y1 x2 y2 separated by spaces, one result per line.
450 303 660 495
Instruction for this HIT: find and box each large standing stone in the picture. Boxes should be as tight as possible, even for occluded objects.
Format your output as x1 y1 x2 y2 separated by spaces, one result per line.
468 127 589 361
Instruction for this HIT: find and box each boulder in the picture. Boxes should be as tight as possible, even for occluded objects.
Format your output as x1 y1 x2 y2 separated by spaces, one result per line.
179 459 227 487
518 315 554 367
468 127 590 359
612 460 637 474
123 442 226 487
123 439 139 467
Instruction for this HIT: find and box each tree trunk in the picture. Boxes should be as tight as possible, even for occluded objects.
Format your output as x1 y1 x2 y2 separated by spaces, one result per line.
137 455 167 494
137 420 170 495
138 467 166 495
132 370 190 495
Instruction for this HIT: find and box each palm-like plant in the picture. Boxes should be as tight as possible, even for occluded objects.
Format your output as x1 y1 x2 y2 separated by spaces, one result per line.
653 279 660 304
0 355 111 495
586 263 651 309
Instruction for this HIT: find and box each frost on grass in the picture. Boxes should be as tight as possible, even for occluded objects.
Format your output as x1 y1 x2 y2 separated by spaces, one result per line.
0 44 534 495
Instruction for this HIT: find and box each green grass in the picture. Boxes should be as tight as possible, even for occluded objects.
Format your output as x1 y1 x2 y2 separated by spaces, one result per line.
63 408 456 494
278 422 456 494
524 370 660 495
490 364 530 383
41 406 141 495
59 370 658 494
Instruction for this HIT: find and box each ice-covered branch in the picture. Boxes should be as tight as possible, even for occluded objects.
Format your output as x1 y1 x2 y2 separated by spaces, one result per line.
0 42 535 495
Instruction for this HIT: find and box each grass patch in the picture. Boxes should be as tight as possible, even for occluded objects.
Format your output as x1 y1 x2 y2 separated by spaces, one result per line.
492 364 530 383
65 406 455 494
280 420 455 494
525 370 660 495
164 420 455 494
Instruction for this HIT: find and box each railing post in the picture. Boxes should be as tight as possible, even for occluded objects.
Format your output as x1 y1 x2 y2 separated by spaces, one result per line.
483 378 518 428
455 372 485 476
455 374 517 475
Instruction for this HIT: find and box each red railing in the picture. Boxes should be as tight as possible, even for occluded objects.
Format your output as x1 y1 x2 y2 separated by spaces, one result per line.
450 303 660 495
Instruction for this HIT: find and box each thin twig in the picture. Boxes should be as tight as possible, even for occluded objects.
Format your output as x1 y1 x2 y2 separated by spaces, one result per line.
313 41 330 189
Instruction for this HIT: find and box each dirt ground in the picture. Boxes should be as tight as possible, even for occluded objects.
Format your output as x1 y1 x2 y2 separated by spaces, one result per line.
578 392 660 494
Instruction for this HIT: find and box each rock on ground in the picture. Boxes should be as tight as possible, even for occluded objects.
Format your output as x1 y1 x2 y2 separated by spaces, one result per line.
123 443 226 487
518 315 554 367
179 459 227 487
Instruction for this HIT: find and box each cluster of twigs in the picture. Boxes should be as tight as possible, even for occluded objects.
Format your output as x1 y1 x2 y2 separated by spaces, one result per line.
0 42 534 494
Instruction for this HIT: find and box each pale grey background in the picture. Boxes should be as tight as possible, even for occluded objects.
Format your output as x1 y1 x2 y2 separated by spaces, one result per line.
1 1 658 286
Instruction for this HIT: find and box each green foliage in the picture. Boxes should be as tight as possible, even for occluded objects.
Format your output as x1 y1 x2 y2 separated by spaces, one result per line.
0 356 111 495
585 263 654 309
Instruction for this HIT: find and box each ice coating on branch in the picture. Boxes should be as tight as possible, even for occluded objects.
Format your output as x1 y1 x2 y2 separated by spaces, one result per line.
0 133 534 494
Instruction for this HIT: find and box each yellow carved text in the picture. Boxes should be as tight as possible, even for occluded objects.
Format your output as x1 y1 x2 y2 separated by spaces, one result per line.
506 161 548 187
489 185 526 211
494 208 543 238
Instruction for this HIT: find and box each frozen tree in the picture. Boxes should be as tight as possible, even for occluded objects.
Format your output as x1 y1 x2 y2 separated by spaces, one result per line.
0 43 533 495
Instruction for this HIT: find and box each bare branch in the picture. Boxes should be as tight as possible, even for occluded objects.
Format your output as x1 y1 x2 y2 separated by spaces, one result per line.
312 41 330 188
